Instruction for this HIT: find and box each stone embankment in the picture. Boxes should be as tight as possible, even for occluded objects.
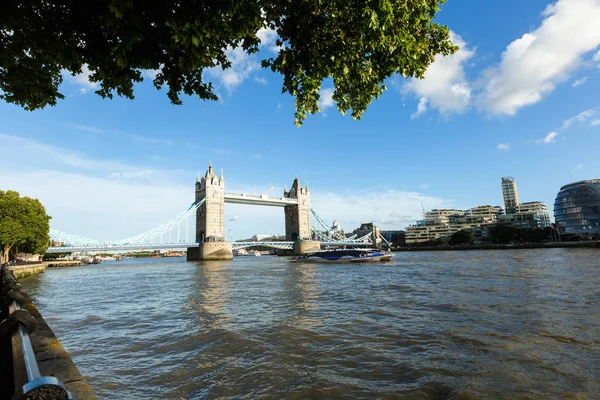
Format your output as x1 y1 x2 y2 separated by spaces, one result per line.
1 263 97 399
396 240 600 251
8 260 86 279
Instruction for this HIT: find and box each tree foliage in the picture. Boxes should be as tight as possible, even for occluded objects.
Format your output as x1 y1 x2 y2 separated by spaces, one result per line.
487 225 552 244
0 0 456 125
488 225 518 244
0 190 50 261
450 229 473 245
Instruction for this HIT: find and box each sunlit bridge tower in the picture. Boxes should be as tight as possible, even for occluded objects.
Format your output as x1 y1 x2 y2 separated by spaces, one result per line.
284 177 311 241
284 177 320 254
188 163 233 261
196 163 225 241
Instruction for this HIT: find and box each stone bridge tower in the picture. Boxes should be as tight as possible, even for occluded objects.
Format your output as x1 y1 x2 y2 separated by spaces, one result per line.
284 177 320 254
284 177 311 240
196 163 225 242
188 163 232 261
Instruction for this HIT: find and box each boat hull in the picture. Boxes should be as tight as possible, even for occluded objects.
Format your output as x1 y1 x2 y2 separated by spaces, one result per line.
294 249 394 263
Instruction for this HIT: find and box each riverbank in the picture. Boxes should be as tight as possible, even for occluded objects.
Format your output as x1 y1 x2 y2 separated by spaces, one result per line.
8 260 88 278
26 294 98 399
1 264 97 399
9 263 47 279
395 240 600 251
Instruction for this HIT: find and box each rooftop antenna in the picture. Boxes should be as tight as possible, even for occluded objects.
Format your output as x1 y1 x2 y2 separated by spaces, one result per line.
421 203 425 213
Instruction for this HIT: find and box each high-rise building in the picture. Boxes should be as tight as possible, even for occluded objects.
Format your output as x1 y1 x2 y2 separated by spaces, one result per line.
501 177 520 215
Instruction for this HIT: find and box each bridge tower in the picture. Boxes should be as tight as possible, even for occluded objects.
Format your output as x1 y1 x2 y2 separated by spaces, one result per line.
284 177 320 254
188 163 233 261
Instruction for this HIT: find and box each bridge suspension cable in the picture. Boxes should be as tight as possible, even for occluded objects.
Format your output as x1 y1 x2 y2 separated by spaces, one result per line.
49 229 102 246
310 209 347 241
50 199 205 247
115 198 205 245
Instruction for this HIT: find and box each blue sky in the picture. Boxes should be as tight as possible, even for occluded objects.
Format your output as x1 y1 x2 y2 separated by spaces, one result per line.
1 0 600 242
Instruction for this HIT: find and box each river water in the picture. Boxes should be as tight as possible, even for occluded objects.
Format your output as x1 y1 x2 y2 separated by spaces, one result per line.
20 249 600 399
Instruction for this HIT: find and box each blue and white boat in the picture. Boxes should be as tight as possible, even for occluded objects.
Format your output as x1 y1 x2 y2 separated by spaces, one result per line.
294 248 394 263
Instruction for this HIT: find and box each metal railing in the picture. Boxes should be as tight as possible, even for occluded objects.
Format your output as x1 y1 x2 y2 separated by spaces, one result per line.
1 263 76 399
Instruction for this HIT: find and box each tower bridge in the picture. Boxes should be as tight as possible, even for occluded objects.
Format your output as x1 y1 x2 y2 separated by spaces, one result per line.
190 163 318 260
47 163 385 257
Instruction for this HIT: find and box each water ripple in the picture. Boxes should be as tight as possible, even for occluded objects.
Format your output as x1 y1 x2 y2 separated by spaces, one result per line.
19 249 600 399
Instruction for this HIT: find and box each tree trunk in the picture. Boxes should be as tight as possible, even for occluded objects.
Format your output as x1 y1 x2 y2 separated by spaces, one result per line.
9 245 18 261
2 244 12 264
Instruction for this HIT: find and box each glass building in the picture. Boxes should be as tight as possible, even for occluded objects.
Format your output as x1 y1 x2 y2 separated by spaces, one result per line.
501 177 520 215
554 179 600 235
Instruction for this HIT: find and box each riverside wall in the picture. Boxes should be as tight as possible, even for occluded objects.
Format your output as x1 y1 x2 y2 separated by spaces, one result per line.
1 263 97 399
8 263 47 279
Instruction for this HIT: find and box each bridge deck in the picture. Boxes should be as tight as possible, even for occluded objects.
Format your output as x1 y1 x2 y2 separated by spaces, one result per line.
224 192 298 207
46 243 198 253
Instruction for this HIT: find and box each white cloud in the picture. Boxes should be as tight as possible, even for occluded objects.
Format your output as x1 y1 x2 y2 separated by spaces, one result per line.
68 64 98 94
254 76 268 85
563 109 596 128
591 119 600 126
0 134 193 242
411 97 428 119
70 124 173 146
229 216 240 221
257 27 281 53
144 68 162 80
536 131 559 144
123 132 173 146
594 50 600 61
318 88 335 112
0 133 145 173
477 0 600 115
420 184 430 189
311 190 449 231
498 143 510 151
571 76 588 87
70 124 105 134
404 32 474 116
205 46 260 91
575 163 583 170
1 170 192 243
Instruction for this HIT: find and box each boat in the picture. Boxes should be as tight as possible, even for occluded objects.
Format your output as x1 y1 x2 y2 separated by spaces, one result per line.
294 248 394 263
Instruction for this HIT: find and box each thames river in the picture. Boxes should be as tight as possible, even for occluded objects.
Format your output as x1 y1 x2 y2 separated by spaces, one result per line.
21 249 600 399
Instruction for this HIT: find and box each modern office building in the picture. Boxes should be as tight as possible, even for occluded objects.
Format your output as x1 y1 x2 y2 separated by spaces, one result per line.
554 179 600 236
467 205 504 223
508 201 552 228
422 209 465 225
501 177 520 215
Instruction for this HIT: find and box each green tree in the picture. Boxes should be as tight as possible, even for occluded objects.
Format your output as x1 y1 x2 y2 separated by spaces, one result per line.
0 0 456 125
488 225 518 244
0 190 51 262
450 229 473 245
